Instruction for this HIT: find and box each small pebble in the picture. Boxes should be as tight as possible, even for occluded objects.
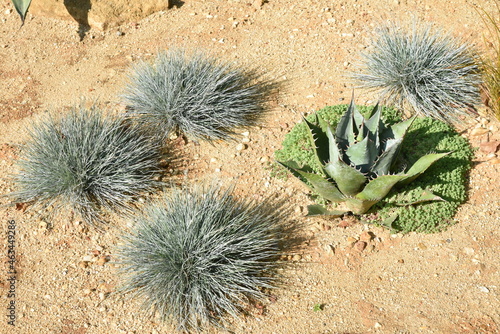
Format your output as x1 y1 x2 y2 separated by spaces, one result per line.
354 241 367 252
97 255 110 266
478 286 490 293
116 31 125 36
236 143 247 151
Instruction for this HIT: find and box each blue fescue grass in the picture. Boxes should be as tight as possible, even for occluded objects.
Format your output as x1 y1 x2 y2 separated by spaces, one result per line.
353 22 482 124
122 49 277 142
116 184 292 332
10 105 163 225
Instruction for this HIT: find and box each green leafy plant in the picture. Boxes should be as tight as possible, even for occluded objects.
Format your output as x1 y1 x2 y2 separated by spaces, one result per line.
122 49 276 142
353 21 481 124
275 102 473 232
10 105 163 225
476 1 500 121
116 184 291 332
278 98 448 216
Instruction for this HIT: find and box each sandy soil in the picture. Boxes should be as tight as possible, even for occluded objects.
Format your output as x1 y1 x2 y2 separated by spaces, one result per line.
1 0 500 333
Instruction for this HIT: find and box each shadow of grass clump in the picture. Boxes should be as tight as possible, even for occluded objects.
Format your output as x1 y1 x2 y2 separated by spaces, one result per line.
274 105 473 233
10 105 164 225
116 184 298 332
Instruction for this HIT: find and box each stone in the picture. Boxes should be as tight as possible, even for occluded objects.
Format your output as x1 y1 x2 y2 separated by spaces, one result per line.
236 143 247 151
29 0 170 31
470 128 489 136
354 241 367 252
480 141 500 153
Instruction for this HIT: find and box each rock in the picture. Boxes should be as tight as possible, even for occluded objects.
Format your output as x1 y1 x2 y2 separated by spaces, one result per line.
292 254 302 261
359 231 374 242
236 143 247 151
97 255 110 266
354 241 367 252
463 247 474 255
478 286 490 293
470 128 489 136
242 137 250 143
79 261 89 269
347 236 358 246
479 141 500 153
29 0 170 30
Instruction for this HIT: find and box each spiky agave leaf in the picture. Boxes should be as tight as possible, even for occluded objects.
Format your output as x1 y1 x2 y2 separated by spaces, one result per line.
11 0 31 25
116 184 290 332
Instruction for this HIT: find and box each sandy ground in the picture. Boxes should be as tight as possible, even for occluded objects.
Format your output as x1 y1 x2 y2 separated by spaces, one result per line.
1 0 500 333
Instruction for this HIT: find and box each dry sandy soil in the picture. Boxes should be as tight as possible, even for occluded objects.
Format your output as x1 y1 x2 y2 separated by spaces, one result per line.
1 0 500 333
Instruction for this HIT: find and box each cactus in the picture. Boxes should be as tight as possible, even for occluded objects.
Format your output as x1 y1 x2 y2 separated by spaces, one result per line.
278 98 449 216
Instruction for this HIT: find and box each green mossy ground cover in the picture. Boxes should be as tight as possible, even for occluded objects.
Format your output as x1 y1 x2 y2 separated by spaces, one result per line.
274 104 473 233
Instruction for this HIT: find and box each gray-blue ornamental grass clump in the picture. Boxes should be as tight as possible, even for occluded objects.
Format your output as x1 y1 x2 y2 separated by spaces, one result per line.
353 22 481 124
11 105 163 224
122 49 275 142
116 184 291 332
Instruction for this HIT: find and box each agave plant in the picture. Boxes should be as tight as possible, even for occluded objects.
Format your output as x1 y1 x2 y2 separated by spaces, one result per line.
278 99 449 216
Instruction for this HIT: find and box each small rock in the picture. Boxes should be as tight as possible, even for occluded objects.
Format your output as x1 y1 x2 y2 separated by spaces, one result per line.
359 231 374 242
82 255 93 262
478 286 490 293
82 288 92 296
116 31 125 36
79 261 89 269
236 143 247 151
39 221 48 230
292 254 302 261
242 131 250 137
96 255 110 266
347 236 358 246
463 247 474 255
417 243 427 250
242 137 250 143
479 141 500 153
326 244 335 255
470 128 489 136
354 241 367 252
259 156 269 163
374 322 382 329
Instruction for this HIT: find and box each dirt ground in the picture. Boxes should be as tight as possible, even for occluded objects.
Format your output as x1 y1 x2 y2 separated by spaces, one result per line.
1 0 500 333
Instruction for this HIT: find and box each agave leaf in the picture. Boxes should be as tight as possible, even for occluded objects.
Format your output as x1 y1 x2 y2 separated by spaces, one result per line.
380 116 416 143
395 189 445 206
325 123 341 163
356 174 407 202
345 135 378 173
306 205 346 217
11 0 32 25
303 116 330 167
398 152 451 186
344 197 379 214
364 103 383 148
324 160 367 196
336 99 357 149
278 161 344 202
380 213 399 230
370 137 404 175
